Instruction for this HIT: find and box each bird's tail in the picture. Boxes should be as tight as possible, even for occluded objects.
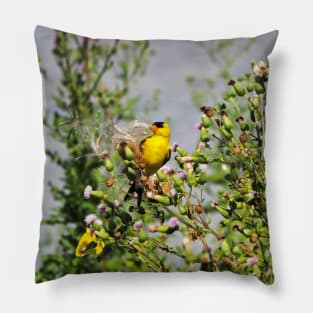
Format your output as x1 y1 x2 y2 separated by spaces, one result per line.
124 181 143 208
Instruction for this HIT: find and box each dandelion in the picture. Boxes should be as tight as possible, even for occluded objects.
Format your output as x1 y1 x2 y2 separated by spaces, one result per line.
167 217 179 228
84 213 97 225
133 220 144 231
199 164 208 173
84 185 93 199
246 256 258 266
97 203 106 214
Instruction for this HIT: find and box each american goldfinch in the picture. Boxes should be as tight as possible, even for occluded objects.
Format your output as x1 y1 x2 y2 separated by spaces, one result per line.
124 121 171 206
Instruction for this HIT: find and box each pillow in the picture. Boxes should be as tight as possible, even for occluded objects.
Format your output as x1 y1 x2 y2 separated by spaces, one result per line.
35 25 278 284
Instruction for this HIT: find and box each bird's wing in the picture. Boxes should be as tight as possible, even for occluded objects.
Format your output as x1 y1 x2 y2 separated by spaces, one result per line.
161 148 171 167
139 136 151 153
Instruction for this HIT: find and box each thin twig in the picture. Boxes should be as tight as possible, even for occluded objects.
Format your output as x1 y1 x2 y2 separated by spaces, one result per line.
84 40 119 102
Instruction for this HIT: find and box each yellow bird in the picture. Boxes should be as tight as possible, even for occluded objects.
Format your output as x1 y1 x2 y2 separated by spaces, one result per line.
125 121 171 206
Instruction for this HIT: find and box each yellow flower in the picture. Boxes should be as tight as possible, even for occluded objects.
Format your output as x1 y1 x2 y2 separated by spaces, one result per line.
75 227 105 257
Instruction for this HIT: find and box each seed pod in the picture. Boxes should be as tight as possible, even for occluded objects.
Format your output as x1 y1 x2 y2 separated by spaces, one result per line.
255 82 265 94
90 190 106 199
230 167 239 181
241 122 249 132
157 170 168 182
173 174 183 187
126 167 136 180
223 90 236 101
237 256 247 264
176 146 188 156
222 113 234 130
232 246 243 255
159 224 170 233
244 72 251 80
221 239 231 256
114 231 121 238
200 106 214 117
232 144 241 156
187 173 197 188
200 127 209 142
220 126 233 139
248 96 259 110
250 234 258 243
138 229 147 242
247 81 255 92
211 202 230 218
104 158 113 172
154 194 171 205
201 114 211 128
228 80 245 96
178 205 187 215
200 253 210 265
223 257 232 265
195 204 203 214
243 228 253 236
105 177 115 187
239 133 249 143
124 146 135 161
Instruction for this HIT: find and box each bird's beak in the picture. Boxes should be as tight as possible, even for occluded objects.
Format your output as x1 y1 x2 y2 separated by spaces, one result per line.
150 124 158 133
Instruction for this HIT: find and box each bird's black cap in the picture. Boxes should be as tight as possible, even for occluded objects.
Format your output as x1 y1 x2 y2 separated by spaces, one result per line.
152 122 165 128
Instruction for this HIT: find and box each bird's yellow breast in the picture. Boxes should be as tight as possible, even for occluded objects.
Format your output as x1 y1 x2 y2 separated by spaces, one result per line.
142 135 170 176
